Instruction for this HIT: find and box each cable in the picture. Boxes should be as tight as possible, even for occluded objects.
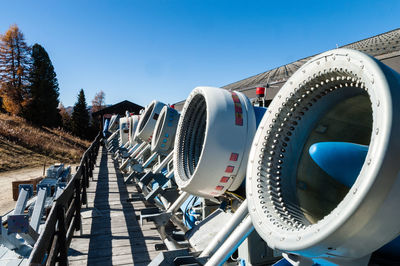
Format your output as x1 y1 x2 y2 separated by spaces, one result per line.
225 191 245 201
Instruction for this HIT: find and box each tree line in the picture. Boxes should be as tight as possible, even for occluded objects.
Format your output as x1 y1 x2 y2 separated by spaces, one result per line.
0 25 106 140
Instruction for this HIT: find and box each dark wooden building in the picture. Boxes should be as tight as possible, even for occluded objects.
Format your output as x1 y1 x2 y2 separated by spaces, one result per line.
92 100 144 132
92 100 144 118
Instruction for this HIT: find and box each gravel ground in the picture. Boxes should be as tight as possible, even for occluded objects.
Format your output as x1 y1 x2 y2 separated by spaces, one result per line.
0 165 77 215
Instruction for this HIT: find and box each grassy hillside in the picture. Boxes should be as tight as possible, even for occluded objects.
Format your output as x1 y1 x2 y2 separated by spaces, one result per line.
0 114 91 172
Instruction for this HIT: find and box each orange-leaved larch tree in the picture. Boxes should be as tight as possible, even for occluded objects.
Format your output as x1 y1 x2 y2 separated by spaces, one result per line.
0 25 31 115
58 102 72 132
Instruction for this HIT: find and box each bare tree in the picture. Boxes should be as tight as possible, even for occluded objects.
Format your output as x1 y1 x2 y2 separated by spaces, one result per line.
91 90 106 113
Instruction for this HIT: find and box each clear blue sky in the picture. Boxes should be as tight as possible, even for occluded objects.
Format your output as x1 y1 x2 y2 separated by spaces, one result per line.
0 0 399 107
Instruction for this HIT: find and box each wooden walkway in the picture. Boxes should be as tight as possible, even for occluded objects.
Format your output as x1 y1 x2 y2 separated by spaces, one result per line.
68 146 164 265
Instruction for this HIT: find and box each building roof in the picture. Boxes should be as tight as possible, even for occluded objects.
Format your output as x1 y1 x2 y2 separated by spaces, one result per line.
222 28 400 99
92 100 144 117
174 28 400 110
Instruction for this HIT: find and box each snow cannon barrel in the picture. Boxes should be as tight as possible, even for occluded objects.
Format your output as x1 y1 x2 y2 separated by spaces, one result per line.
246 48 400 263
103 118 110 138
173 86 265 199
151 105 180 156
119 116 129 146
108 114 120 133
134 100 166 144
128 115 140 146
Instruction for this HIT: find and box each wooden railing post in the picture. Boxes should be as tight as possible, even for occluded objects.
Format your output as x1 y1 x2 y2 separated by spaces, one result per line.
84 156 90 188
88 151 93 179
93 139 98 158
56 204 67 265
95 137 99 157
81 164 87 205
74 178 81 231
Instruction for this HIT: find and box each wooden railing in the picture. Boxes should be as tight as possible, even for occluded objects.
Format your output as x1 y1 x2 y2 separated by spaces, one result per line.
28 133 101 266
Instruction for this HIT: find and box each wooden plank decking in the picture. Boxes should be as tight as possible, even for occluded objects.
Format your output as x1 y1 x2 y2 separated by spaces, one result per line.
68 146 164 265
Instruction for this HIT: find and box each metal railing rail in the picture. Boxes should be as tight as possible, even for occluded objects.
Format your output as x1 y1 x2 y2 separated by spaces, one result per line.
28 133 101 266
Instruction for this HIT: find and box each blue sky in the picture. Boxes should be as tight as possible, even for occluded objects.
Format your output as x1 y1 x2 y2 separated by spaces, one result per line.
0 0 399 107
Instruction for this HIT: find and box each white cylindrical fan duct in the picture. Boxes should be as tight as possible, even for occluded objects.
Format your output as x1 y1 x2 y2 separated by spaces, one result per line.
246 48 400 262
119 117 129 146
128 115 140 146
151 106 180 156
108 114 119 133
134 100 166 143
174 86 257 198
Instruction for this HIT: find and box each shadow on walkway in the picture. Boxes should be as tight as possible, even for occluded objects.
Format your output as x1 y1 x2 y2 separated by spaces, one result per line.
114 159 151 264
79 148 152 265
87 147 112 265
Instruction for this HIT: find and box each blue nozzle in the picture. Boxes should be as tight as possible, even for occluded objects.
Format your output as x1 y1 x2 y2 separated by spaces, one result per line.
309 142 368 188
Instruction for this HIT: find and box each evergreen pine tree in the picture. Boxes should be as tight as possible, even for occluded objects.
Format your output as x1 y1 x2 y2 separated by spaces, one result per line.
25 43 61 127
71 89 89 139
0 25 31 115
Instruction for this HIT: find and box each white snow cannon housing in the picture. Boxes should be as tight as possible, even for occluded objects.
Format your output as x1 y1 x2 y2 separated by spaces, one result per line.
119 116 129 146
246 48 400 264
174 86 265 199
134 100 166 143
128 115 140 146
151 105 180 156
108 114 119 133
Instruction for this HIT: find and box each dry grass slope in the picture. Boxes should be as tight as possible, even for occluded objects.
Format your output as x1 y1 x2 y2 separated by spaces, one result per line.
0 114 90 172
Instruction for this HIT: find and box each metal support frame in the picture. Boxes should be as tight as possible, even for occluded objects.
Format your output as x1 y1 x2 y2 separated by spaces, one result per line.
205 215 254 266
142 192 190 241
148 249 192 266
6 186 39 246
200 200 249 257
0 216 23 250
123 141 130 149
134 143 151 161
7 214 38 246
131 142 147 158
106 130 118 145
167 192 189 213
124 171 136 184
143 152 158 168
119 142 147 170
139 173 168 195
141 152 173 184
145 186 164 204
30 187 48 232
126 142 141 156
14 186 31 215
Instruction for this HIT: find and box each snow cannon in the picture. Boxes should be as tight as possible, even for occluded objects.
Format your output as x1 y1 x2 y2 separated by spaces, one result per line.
134 100 167 144
246 48 400 265
118 116 130 147
128 115 140 147
173 86 266 199
131 105 180 197
151 105 180 156
108 114 120 133
106 114 120 147
119 100 166 172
